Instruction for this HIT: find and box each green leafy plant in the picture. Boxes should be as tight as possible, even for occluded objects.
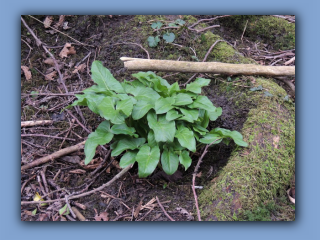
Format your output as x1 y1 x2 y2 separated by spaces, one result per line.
68 61 248 178
147 18 186 47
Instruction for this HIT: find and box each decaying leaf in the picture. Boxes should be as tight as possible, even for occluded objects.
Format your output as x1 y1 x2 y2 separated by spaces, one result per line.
80 157 102 170
44 58 55 66
72 63 86 74
94 211 109 221
59 43 76 58
21 66 32 80
53 15 65 28
45 71 57 81
43 16 53 28
273 136 280 149
175 207 194 221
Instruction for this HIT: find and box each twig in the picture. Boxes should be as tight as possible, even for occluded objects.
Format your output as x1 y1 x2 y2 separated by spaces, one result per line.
27 15 94 47
40 166 50 198
156 196 175 221
188 15 231 29
190 25 220 33
21 120 53 128
182 40 223 87
21 92 82 96
284 56 295 65
65 110 90 134
21 38 33 61
192 139 222 221
241 20 248 42
21 175 36 194
21 140 86 171
21 134 76 141
114 42 150 59
65 195 77 218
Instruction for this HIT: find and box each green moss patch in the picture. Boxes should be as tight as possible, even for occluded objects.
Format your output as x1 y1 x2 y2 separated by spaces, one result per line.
198 78 295 221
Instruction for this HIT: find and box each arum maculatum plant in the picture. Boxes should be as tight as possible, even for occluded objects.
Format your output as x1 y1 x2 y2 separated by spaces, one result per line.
68 61 248 178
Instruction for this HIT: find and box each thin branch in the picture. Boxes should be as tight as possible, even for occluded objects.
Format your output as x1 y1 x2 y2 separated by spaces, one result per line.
21 134 76 141
156 196 175 221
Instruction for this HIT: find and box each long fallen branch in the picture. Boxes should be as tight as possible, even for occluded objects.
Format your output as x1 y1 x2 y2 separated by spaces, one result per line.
121 57 295 76
21 120 53 128
21 141 86 171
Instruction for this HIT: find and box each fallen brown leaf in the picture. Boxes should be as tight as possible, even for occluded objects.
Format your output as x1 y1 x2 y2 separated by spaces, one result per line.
43 16 53 28
72 63 86 74
21 66 32 80
43 58 55 66
59 43 76 58
45 71 57 81
53 15 65 29
196 172 202 178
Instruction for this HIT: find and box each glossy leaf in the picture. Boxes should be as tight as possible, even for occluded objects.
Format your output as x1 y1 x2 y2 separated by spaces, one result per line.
173 93 193 106
199 133 222 145
178 108 199 123
179 150 192 170
155 97 175 114
91 61 124 93
147 112 176 142
111 137 146 156
166 109 182 121
132 100 154 120
136 145 160 178
119 150 138 168
186 78 210 94
188 95 216 112
161 148 179 175
175 125 196 152
111 123 136 136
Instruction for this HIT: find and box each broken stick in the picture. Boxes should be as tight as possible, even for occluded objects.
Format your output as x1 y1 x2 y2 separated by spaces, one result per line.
120 57 295 76
21 141 85 171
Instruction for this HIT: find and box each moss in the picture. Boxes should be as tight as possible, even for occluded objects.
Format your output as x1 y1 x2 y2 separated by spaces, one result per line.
197 31 256 64
198 77 295 221
220 15 295 50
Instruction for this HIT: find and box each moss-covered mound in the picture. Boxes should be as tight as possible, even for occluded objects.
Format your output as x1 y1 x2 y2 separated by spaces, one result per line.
198 78 295 221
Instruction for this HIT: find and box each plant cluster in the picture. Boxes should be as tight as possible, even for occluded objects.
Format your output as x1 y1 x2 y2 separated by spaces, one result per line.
68 61 248 178
147 19 186 47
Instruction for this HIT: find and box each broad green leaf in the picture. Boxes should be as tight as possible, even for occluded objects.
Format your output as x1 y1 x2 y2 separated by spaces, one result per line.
119 150 138 168
82 85 115 96
147 112 176 142
178 108 199 123
161 148 179 175
168 23 178 27
166 109 182 121
207 107 222 121
116 98 133 116
199 133 222 145
168 82 180 96
111 123 136 136
84 122 114 164
147 130 157 147
151 21 163 30
186 78 210 94
155 97 175 114
175 126 196 152
213 129 248 147
163 33 175 43
98 97 127 124
188 95 216 112
111 137 146 156
132 86 160 103
132 100 154 120
136 145 160 178
91 61 124 93
147 36 160 47
179 150 192 170
173 93 193 106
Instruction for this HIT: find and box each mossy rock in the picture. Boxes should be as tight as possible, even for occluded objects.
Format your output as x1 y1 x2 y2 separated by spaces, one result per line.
198 78 295 221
